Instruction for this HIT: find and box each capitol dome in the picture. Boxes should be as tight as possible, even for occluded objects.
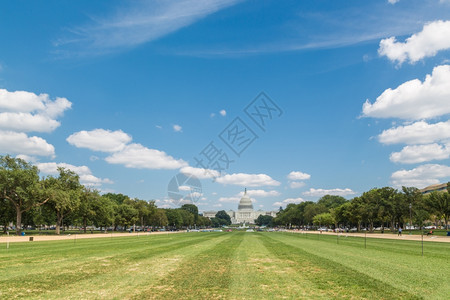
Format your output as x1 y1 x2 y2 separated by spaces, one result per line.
238 189 253 210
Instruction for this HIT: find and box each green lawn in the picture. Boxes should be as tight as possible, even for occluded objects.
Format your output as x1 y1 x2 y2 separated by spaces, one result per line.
1 232 449 299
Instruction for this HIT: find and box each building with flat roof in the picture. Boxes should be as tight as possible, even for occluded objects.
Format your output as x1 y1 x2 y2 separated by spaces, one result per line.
420 183 448 195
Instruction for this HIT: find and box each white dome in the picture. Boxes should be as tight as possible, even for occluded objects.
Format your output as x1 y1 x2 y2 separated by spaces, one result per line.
238 189 253 210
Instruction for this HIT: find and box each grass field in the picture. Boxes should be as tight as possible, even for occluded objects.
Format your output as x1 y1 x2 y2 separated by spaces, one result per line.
1 232 449 299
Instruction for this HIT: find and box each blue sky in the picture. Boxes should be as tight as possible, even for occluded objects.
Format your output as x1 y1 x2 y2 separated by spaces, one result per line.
1 0 450 212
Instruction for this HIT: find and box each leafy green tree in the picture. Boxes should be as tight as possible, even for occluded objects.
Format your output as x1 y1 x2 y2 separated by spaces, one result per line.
255 215 273 226
92 195 116 232
426 191 450 229
76 188 100 233
165 209 183 228
313 212 334 227
178 209 194 227
215 210 231 225
303 203 327 225
150 209 168 227
196 215 211 227
181 204 199 223
0 197 14 233
0 155 48 235
317 195 347 209
115 203 138 231
43 168 82 234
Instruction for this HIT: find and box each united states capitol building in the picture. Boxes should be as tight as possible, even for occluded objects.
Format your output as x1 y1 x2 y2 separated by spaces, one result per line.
203 189 277 224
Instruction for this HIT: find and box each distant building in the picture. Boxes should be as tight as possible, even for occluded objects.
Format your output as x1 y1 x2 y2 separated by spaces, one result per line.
420 183 448 195
203 189 277 224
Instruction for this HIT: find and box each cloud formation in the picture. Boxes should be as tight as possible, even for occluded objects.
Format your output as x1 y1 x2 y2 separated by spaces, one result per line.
180 166 220 179
216 173 281 187
379 20 450 65
287 171 311 181
390 143 450 164
237 189 280 197
0 88 71 158
0 131 55 157
58 0 242 54
67 128 187 170
391 164 450 188
362 65 450 120
273 197 305 207
378 120 450 145
303 188 355 197
67 129 132 152
105 143 187 170
37 162 113 186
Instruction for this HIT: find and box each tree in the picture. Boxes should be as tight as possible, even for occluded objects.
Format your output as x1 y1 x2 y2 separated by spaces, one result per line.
115 203 138 230
76 188 100 233
150 209 168 227
44 168 82 234
313 212 334 227
0 196 14 233
255 215 273 226
317 195 347 209
92 195 116 232
426 191 450 229
0 155 48 235
181 204 199 223
215 210 231 225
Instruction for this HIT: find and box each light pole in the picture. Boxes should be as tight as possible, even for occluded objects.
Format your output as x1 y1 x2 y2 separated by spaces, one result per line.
409 203 412 235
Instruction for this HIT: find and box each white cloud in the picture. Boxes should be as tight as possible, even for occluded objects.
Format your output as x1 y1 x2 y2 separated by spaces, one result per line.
218 196 241 203
362 65 450 120
67 129 132 152
57 0 242 54
36 162 113 186
289 181 306 189
220 109 227 117
303 188 356 197
287 171 311 181
0 89 71 117
390 143 450 164
173 124 182 132
0 112 60 133
180 166 220 179
388 0 399 4
0 88 71 133
391 164 450 188
213 203 223 208
15 154 38 163
216 173 281 187
379 20 450 65
0 131 55 157
105 143 187 170
273 197 305 207
379 120 450 145
237 189 280 197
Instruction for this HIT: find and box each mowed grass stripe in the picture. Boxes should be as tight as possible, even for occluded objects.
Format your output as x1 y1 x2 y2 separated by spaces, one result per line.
228 232 330 299
0 234 211 282
0 233 227 299
134 232 242 299
265 232 449 299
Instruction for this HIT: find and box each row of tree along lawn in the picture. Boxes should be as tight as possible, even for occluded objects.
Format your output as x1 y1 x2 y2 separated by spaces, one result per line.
274 187 450 231
0 156 212 235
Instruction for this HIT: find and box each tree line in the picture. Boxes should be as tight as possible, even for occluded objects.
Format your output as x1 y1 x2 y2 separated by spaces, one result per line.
274 187 450 231
0 156 210 235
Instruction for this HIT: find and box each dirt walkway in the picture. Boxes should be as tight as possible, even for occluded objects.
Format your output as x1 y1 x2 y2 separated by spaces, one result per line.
0 231 184 243
288 230 450 243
